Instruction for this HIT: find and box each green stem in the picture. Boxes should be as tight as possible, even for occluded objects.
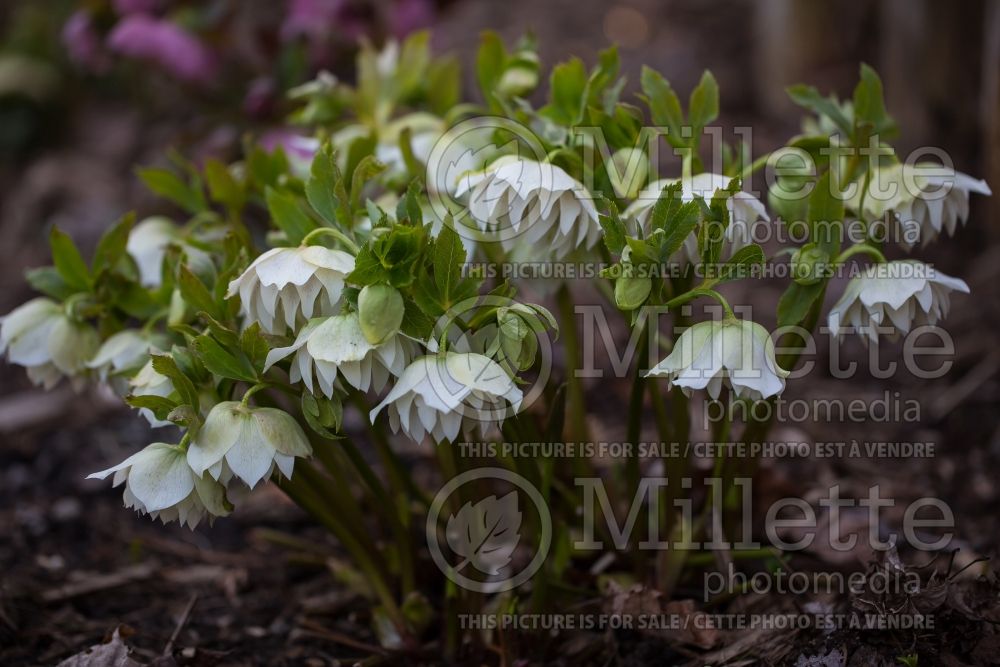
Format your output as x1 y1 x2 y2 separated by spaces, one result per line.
301 227 360 253
835 243 887 264
555 284 589 443
278 469 410 641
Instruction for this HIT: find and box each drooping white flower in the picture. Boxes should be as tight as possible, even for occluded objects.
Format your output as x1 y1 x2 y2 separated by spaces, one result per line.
827 259 969 341
853 163 991 249
647 319 788 401
0 297 99 389
370 352 523 443
187 402 312 488
126 216 212 287
264 313 414 396
458 158 601 260
624 173 770 264
87 329 163 392
226 245 355 334
88 442 230 529
128 358 176 427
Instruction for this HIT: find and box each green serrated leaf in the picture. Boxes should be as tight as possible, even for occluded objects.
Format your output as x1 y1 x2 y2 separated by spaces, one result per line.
178 265 220 319
266 187 317 246
93 213 135 275
777 280 825 328
151 353 200 408
688 70 719 130
350 155 386 213
191 334 258 382
136 167 206 214
50 227 92 291
807 171 845 256
125 394 178 420
306 144 341 225
640 66 685 147
433 223 464 306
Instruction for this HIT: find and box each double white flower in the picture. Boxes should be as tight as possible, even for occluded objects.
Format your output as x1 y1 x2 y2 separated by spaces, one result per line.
370 352 523 443
647 319 788 401
0 297 98 389
264 313 412 397
854 163 991 249
827 259 969 341
459 158 601 260
624 173 770 264
226 245 355 334
187 402 313 488
87 329 161 393
88 442 230 529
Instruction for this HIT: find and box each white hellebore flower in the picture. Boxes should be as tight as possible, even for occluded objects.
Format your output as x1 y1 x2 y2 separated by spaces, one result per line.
126 216 212 287
0 297 98 389
226 245 355 334
187 402 312 488
647 319 788 401
370 352 523 443
853 163 991 249
129 358 176 427
624 173 770 264
87 329 162 392
88 442 230 529
459 158 601 260
264 313 412 397
827 259 969 341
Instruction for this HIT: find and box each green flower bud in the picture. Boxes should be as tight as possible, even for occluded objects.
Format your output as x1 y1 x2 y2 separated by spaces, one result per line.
498 309 538 371
615 274 652 311
358 284 404 345
607 147 649 199
791 243 829 286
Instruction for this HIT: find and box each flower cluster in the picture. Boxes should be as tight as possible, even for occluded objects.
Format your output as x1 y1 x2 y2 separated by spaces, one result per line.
0 31 989 611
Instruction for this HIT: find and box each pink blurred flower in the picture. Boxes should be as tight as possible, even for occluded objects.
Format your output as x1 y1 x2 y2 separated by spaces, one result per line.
112 0 164 15
259 129 320 178
282 0 366 45
62 11 111 73
388 0 434 38
107 15 218 85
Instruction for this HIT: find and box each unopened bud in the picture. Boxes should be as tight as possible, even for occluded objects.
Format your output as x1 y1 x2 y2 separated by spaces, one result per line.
357 284 404 344
791 243 829 286
615 274 652 311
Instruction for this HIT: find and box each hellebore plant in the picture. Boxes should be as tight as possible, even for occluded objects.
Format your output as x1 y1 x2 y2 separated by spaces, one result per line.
2 31 990 654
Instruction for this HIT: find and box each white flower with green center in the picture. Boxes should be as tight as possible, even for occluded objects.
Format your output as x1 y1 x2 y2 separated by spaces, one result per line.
624 173 770 264
458 158 601 260
129 359 175 427
647 319 788 401
852 163 991 249
264 313 413 397
370 352 524 443
88 442 230 529
1 297 99 389
827 259 969 342
187 402 313 488
226 245 355 334
126 217 213 287
87 329 163 393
